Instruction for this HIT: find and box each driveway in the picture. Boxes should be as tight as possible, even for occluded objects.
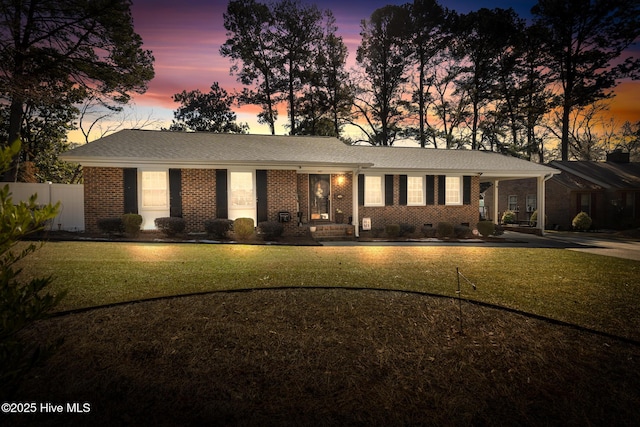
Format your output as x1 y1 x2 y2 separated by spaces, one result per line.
542 231 640 261
323 231 640 261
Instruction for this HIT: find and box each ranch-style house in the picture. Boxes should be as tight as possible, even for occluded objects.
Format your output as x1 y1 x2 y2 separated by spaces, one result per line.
61 130 559 237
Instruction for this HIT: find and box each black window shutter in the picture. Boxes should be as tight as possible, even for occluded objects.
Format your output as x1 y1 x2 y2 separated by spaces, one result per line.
398 175 407 206
123 168 138 214
385 175 394 206
426 175 435 205
256 170 268 223
216 169 228 218
169 169 182 217
358 174 364 206
463 176 472 205
438 175 446 205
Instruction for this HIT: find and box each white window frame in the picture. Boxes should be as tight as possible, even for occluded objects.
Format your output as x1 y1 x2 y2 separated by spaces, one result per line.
445 176 462 206
140 170 168 209
407 175 425 206
508 195 518 212
364 175 384 207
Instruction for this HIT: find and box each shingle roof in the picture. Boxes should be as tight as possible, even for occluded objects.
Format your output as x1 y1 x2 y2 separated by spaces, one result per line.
61 129 557 179
550 160 640 190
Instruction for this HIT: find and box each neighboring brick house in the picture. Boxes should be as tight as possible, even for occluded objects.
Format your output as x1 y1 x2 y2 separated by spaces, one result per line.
483 151 640 230
61 130 558 236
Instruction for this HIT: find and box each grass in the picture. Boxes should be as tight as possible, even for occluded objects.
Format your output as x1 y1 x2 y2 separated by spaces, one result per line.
9 241 640 425
22 241 640 341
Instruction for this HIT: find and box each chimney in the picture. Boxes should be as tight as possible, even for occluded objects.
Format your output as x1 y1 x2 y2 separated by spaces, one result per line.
606 149 630 164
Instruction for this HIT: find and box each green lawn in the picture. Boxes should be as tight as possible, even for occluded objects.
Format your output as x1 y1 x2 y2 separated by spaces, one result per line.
21 241 640 341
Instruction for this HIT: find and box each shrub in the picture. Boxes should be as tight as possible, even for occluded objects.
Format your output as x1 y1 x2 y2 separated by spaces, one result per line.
385 224 401 238
493 224 504 236
572 211 592 231
154 217 186 237
204 219 233 239
234 218 254 240
399 223 416 237
529 210 547 227
258 221 284 241
421 225 436 238
97 217 124 235
436 222 454 239
476 221 495 237
371 227 385 238
502 210 517 224
122 214 143 237
454 225 473 239
1 140 63 398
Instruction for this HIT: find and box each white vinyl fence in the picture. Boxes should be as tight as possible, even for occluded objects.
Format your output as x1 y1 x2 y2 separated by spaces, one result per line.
6 182 84 231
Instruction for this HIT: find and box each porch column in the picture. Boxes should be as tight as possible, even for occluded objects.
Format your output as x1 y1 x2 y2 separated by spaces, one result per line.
352 169 360 237
537 175 546 235
493 179 499 224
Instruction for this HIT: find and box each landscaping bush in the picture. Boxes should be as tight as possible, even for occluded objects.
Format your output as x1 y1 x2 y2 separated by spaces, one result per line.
122 214 143 237
493 224 504 236
399 223 416 237
385 224 401 238
436 222 454 239
529 210 547 227
502 210 517 224
371 227 385 238
572 211 592 231
234 218 255 240
258 221 284 241
421 225 436 238
154 217 186 237
476 221 495 237
204 219 233 239
97 217 124 235
454 224 473 239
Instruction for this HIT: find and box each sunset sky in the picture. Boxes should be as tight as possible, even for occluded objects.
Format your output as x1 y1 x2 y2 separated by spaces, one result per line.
77 0 639 143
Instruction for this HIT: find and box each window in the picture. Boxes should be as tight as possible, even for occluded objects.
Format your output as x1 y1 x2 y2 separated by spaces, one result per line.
445 176 461 205
508 195 518 212
407 176 424 205
141 171 167 208
364 175 383 206
526 195 537 213
230 171 254 208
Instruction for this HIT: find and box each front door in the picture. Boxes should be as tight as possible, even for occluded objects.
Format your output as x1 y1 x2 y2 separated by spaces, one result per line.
310 174 330 220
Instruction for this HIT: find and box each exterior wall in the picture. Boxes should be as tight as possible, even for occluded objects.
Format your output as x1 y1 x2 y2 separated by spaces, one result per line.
181 169 217 232
84 167 123 233
331 173 353 224
359 175 480 231
266 170 299 234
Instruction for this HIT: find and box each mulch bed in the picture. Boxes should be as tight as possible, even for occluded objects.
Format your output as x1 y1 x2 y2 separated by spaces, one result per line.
9 288 640 426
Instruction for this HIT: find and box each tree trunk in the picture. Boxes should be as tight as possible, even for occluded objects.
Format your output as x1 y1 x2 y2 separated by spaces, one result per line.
2 98 24 182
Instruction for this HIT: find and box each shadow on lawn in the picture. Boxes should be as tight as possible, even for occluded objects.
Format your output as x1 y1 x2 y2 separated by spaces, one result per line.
8 288 640 427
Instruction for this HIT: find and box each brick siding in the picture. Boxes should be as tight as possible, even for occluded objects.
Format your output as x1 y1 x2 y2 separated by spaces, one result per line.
265 170 299 234
84 167 124 233
83 169 478 235
359 175 480 231
181 169 216 232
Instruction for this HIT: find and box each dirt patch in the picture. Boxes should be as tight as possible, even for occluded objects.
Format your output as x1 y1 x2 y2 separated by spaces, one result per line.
9 288 640 426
